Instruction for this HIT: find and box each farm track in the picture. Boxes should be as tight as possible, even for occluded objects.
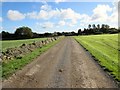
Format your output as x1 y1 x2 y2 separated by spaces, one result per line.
3 37 117 88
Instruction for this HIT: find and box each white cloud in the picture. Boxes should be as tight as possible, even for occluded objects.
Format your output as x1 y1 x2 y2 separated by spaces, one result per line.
7 10 25 21
41 4 52 11
37 22 54 29
27 4 60 20
81 14 91 23
58 20 66 26
60 8 81 20
42 22 54 28
91 4 112 22
37 10 49 19
27 11 38 19
55 0 66 4
27 5 81 24
0 26 3 30
67 22 75 27
6 3 118 30
0 17 3 22
79 4 118 29
109 11 118 23
58 8 81 26
48 9 61 18
27 10 50 20
30 4 118 28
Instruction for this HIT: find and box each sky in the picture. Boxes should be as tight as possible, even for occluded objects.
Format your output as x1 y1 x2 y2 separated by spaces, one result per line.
0 0 118 33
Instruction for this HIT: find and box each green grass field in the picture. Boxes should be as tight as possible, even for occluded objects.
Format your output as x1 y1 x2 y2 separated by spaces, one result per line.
1 38 47 51
2 37 63 79
74 34 119 81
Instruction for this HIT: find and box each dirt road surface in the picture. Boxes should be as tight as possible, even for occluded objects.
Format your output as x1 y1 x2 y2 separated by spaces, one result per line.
3 37 117 88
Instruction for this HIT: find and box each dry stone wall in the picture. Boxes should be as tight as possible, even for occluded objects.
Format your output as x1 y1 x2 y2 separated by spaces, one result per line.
1 37 58 62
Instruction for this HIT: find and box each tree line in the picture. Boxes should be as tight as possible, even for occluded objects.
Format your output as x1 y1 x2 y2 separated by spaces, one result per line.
1 26 78 40
1 26 60 40
78 24 119 35
1 24 119 40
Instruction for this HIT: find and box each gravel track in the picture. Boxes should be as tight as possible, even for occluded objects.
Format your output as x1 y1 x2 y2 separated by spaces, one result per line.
3 37 117 88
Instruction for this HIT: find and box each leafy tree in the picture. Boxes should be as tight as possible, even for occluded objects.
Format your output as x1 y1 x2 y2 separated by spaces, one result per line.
101 24 105 29
118 27 120 32
84 28 89 35
100 24 105 33
44 32 52 37
88 24 91 29
92 24 97 33
57 32 62 36
97 24 100 29
2 31 9 35
92 24 96 29
105 25 110 30
2 31 10 38
78 29 82 35
71 31 76 36
15 26 33 38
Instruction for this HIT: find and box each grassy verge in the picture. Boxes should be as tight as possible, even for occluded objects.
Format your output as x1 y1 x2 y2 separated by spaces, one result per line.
2 37 63 79
73 34 119 81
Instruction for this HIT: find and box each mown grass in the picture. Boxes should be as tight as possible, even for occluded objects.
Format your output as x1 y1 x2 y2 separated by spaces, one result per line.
1 38 47 51
2 37 63 79
74 34 119 81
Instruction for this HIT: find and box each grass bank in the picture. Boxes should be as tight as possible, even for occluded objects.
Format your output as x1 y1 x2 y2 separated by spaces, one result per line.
74 34 119 81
